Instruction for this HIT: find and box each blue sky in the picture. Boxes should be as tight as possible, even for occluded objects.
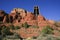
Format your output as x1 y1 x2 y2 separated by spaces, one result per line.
0 0 60 21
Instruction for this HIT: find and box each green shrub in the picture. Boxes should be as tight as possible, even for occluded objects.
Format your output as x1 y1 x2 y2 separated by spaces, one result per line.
1 26 13 36
9 25 15 30
9 25 20 30
32 36 37 39
15 26 20 30
37 34 60 40
0 21 3 24
22 22 30 28
42 25 53 34
31 25 39 28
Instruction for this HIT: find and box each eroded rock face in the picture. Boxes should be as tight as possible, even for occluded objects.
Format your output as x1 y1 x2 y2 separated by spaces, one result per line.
2 8 46 25
10 8 27 18
8 8 27 23
0 10 5 22
0 10 8 22
0 8 56 38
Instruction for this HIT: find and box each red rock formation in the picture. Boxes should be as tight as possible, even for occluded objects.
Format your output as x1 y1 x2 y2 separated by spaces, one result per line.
0 8 58 38
0 10 8 22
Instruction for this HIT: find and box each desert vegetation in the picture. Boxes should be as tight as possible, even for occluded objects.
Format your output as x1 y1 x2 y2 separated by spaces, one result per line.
41 25 54 34
0 22 60 40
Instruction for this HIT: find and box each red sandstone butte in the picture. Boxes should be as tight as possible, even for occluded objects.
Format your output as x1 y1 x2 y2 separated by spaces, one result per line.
0 8 59 38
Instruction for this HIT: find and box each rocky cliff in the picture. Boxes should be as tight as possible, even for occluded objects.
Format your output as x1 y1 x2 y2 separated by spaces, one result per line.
0 8 59 38
0 8 49 26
